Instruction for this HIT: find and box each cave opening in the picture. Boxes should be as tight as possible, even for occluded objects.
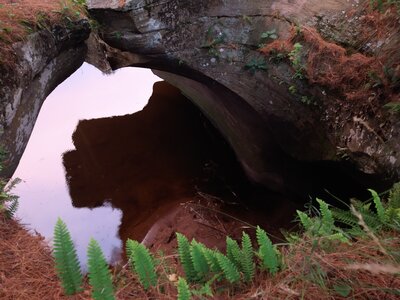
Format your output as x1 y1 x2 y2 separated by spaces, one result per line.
9 61 389 268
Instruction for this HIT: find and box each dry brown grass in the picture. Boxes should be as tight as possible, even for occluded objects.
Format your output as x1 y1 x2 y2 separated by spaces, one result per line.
1 213 399 299
0 0 86 65
252 234 400 300
0 215 90 299
260 6 400 104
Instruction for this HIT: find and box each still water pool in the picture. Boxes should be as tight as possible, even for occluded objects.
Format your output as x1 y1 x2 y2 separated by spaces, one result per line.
12 63 160 267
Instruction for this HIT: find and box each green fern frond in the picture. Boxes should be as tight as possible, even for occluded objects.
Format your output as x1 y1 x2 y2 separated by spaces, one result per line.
241 232 255 282
358 209 384 230
386 208 400 225
256 226 280 275
226 237 242 271
126 239 157 289
325 232 350 244
191 277 215 297
317 198 335 235
331 208 357 226
176 233 197 282
87 238 115 300
53 218 83 295
190 240 209 280
202 248 222 273
297 210 313 231
177 277 191 300
215 253 240 283
388 182 400 209
368 189 386 222
5 198 18 219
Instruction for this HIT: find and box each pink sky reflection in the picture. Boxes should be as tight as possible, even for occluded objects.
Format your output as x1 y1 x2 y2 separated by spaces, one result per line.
12 63 160 267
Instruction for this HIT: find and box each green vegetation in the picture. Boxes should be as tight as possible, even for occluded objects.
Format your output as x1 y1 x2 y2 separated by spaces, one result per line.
258 29 278 48
245 57 267 73
384 102 400 114
256 226 280 274
332 186 400 234
177 277 191 300
126 239 157 289
215 251 240 283
53 218 83 295
51 183 400 299
0 150 20 219
202 24 226 58
370 0 400 12
288 42 305 79
53 219 114 299
87 239 115 300
176 232 197 282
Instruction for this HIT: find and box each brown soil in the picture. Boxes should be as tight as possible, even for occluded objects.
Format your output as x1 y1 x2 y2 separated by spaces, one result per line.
0 0 85 65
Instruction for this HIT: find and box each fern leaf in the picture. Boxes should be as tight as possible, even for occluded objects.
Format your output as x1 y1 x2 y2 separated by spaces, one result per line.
215 253 240 283
297 210 313 231
317 198 335 235
53 218 83 295
5 198 18 219
325 233 350 244
126 239 157 289
191 279 214 297
226 237 242 271
358 209 384 230
190 240 209 280
241 232 255 282
331 209 358 228
368 189 386 222
176 233 197 282
202 248 222 273
256 226 280 275
177 277 191 300
87 238 115 300
389 182 400 209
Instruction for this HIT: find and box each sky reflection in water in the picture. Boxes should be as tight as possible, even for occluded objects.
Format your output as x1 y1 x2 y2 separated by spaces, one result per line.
12 63 160 268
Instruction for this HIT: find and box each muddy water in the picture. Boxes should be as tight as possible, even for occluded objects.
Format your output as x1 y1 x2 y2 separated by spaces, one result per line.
12 63 300 268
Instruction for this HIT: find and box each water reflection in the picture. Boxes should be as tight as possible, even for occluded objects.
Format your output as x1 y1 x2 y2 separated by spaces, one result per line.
13 63 160 267
63 81 222 248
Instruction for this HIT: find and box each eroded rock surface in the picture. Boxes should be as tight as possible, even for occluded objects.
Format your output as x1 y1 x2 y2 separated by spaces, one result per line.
1 0 399 192
86 0 399 188
0 20 90 177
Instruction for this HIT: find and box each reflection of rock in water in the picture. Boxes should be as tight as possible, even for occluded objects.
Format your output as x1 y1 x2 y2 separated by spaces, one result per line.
63 81 231 243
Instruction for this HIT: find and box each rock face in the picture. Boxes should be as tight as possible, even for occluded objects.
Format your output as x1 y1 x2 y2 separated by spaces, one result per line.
1 0 399 192
0 21 90 178
86 0 399 190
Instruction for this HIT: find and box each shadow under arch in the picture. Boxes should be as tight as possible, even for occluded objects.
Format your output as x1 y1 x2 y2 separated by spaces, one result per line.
62 81 249 245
